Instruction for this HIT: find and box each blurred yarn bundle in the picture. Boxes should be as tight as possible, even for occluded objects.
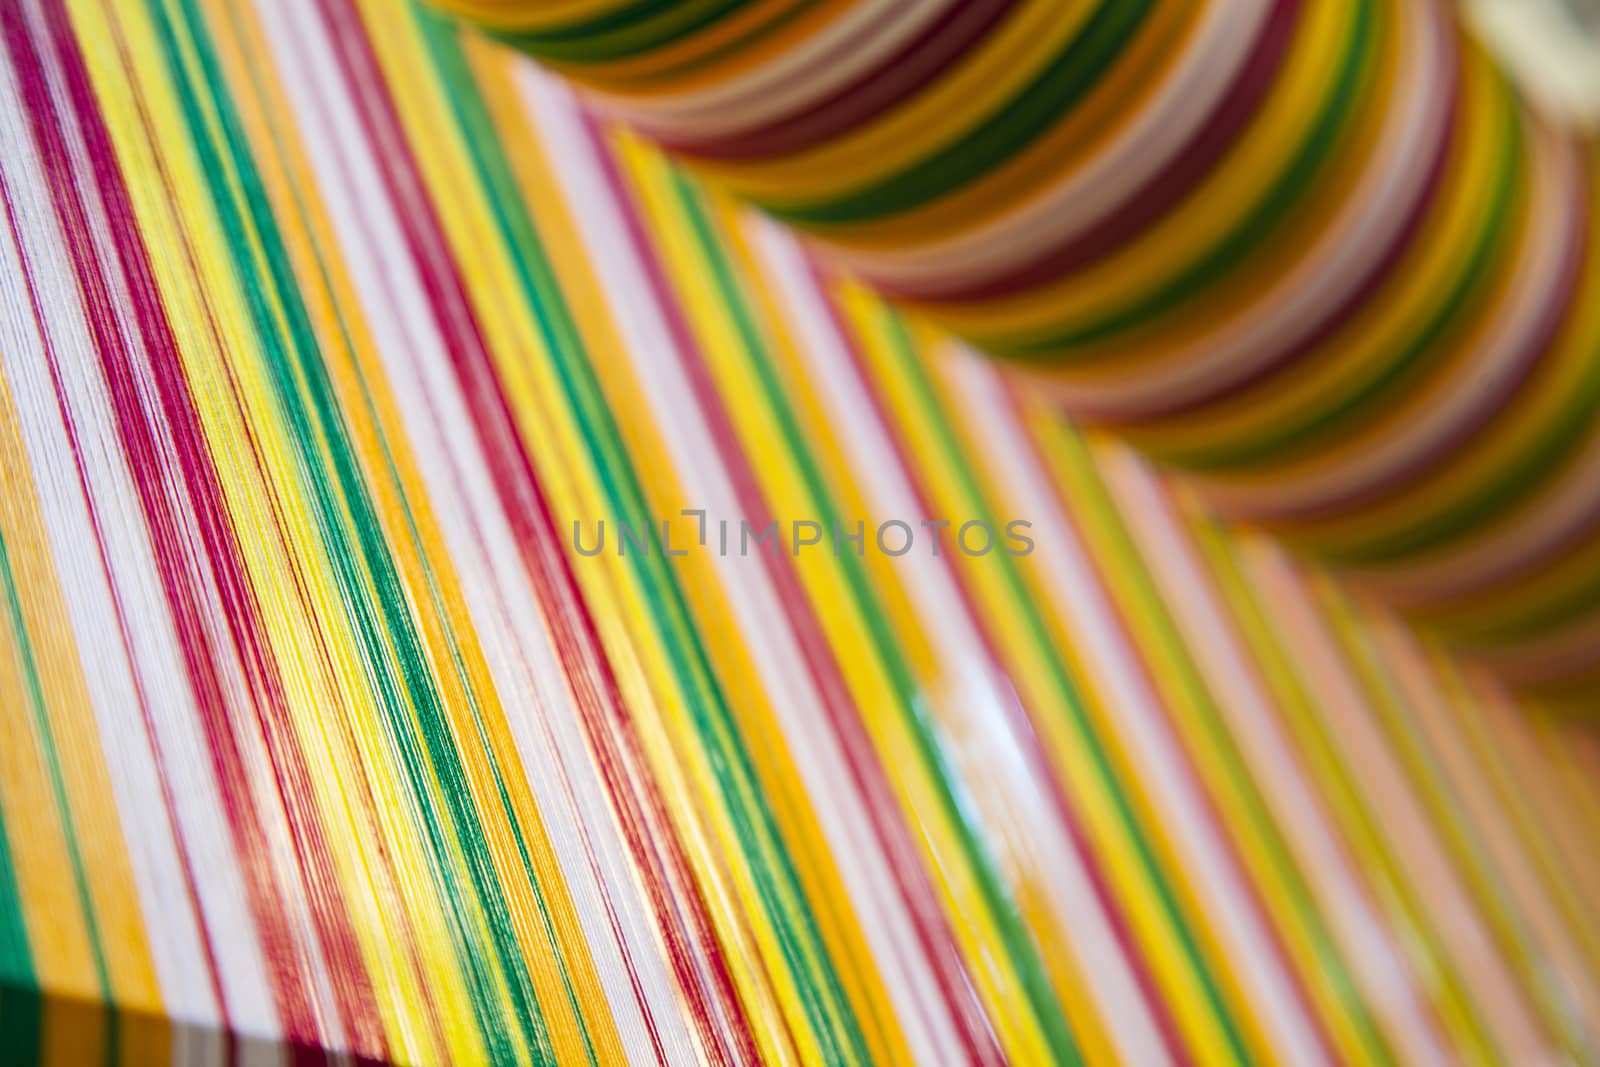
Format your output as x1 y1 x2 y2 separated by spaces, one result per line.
439 0 1600 698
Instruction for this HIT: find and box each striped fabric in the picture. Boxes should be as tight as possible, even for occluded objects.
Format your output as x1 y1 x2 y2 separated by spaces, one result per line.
433 0 1600 698
2 0 1600 1065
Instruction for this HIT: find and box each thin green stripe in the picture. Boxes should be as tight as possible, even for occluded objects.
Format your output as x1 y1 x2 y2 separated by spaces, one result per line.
1195 524 1509 1066
1004 0 1376 356
234 5 607 1062
767 0 1153 227
673 173 1086 1066
417 10 875 1063
1323 595 1588 1061
0 556 39 1067
1170 73 1525 473
1038 423 1400 1067
149 1 564 1059
0 525 116 1065
494 0 752 63
597 0 827 94
1327 337 1600 566
1442 552 1600 646
875 309 1259 1067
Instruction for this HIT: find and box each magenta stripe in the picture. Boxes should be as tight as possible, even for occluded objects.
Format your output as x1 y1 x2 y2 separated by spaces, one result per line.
2 1 341 1047
310 1 752 1059
586 111 1007 1067
885 0 1301 305
1089 28 1463 425
660 0 1016 163
805 257 1197 1067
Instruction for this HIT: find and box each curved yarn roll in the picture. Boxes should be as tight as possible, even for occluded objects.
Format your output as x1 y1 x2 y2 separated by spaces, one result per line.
435 0 1600 697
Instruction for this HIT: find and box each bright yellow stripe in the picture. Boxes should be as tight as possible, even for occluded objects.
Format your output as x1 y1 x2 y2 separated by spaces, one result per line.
1025 422 1392 1067
76 0 515 1059
1312 579 1587 1059
1185 515 1504 1067
823 0 1202 253
462 67 835 1064
0 375 163 1053
1131 43 1519 471
434 0 639 34
622 140 973 1065
550 0 848 93
852 297 1258 1066
623 138 1072 1064
1004 419 1285 1067
1267 156 1600 555
932 0 1356 343
698 0 1099 202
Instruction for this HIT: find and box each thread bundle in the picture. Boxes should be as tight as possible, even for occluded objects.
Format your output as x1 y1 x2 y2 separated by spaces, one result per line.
440 0 1600 696
6 0 1600 1064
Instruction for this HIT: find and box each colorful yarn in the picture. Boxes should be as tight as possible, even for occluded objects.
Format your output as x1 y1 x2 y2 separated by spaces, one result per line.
5 0 1600 1064
434 0 1600 695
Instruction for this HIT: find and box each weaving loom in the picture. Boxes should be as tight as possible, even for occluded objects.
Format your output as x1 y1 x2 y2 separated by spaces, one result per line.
2 0 1600 1064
